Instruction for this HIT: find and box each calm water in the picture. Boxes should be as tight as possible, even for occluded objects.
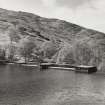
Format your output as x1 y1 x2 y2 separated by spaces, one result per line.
0 64 105 105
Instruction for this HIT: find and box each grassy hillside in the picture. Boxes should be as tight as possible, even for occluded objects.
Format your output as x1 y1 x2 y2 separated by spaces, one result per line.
0 8 105 71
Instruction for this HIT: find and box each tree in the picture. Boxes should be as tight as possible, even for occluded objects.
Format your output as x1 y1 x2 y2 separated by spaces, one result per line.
40 38 60 59
0 45 7 60
7 42 17 62
73 41 94 65
19 37 36 63
32 47 45 63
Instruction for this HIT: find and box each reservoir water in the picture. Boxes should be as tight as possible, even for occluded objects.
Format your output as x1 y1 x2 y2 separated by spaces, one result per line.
0 64 105 105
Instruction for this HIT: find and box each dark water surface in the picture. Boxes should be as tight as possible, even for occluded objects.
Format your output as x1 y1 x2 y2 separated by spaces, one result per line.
0 64 105 105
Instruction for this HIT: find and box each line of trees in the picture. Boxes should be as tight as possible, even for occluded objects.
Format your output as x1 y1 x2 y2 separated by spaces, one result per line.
0 36 45 63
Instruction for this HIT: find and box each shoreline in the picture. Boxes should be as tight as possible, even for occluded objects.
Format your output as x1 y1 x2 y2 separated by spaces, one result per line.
3 63 105 75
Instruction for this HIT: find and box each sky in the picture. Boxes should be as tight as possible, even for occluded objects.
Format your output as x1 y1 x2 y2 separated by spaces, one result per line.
0 0 105 33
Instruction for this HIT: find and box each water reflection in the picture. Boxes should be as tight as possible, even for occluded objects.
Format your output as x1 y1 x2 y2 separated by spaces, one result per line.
0 65 105 105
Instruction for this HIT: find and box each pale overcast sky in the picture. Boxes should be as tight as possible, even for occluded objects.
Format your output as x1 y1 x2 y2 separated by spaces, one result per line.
0 0 105 33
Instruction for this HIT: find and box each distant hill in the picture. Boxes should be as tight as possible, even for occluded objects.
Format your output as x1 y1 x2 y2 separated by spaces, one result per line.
0 8 105 71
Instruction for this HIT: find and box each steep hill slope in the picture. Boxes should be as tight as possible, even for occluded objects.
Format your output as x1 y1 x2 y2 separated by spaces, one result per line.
0 8 105 71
